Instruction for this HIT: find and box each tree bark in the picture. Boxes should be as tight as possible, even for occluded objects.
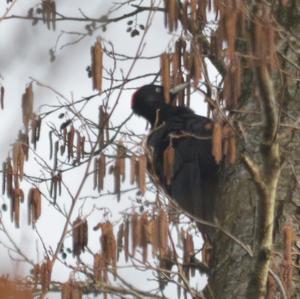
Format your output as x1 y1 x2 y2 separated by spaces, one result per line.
205 2 300 298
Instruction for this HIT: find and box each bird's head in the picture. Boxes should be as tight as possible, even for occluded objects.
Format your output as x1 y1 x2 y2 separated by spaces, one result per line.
131 83 188 126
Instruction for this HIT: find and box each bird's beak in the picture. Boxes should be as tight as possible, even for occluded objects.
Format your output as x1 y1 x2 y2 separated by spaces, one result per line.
170 82 190 95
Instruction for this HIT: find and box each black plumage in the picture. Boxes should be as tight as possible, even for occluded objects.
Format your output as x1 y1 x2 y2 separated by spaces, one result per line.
131 84 218 223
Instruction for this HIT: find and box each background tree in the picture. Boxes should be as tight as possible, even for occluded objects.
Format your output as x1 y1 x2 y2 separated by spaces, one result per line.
0 1 299 299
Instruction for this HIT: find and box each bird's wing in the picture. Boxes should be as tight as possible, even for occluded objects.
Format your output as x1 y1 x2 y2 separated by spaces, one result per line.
146 113 218 219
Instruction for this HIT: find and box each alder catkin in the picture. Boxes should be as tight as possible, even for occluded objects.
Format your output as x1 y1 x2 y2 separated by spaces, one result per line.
67 125 75 161
117 223 123 261
212 121 222 163
0 86 4 110
161 53 171 104
124 218 129 262
281 224 295 297
192 47 202 87
163 145 175 185
158 210 168 257
22 83 33 133
92 40 103 91
2 162 6 195
140 212 149 262
40 258 52 291
98 153 106 191
93 158 98 190
131 213 140 256
130 155 137 185
138 155 147 194
6 158 13 198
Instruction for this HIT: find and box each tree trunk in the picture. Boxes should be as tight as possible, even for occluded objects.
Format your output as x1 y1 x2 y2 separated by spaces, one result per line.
205 2 300 298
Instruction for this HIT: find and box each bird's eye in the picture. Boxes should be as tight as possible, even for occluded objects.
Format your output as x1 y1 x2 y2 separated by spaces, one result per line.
155 87 161 93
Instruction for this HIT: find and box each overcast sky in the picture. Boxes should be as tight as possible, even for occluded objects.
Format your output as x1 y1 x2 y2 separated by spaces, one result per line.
0 1 209 298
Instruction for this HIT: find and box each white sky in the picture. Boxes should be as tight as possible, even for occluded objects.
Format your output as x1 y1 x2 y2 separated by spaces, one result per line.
0 1 211 298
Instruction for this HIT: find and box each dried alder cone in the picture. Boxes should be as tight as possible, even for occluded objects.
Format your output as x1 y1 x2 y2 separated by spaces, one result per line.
72 217 88 257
